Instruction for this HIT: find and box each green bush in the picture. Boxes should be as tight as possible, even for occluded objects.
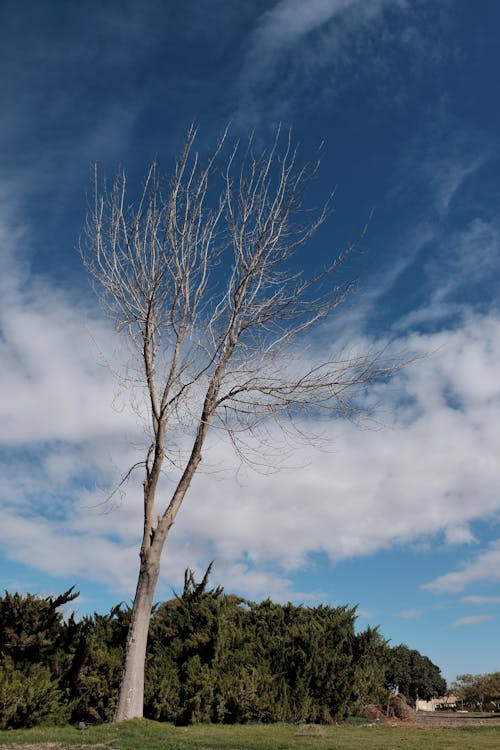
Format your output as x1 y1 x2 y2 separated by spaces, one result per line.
68 606 127 722
0 662 70 728
0 578 447 727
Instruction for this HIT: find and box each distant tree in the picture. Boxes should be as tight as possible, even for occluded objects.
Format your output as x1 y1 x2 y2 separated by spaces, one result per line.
452 672 500 710
83 125 403 720
481 672 500 708
385 644 446 701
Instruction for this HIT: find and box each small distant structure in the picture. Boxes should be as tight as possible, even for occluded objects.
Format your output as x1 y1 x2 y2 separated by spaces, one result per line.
416 695 458 712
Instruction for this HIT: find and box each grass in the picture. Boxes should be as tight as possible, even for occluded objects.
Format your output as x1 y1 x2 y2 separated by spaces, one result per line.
0 720 499 750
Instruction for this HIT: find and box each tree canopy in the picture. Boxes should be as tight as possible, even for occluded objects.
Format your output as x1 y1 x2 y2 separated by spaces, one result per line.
452 672 500 710
83 126 403 719
385 644 446 701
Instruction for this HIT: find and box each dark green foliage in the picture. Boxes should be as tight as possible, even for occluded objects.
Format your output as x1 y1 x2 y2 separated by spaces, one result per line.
0 588 78 728
0 576 447 728
351 626 389 711
144 568 389 724
0 587 78 671
385 643 446 701
0 662 70 728
68 605 129 721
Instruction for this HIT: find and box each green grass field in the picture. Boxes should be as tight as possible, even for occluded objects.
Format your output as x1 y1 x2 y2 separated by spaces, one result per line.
1 720 500 750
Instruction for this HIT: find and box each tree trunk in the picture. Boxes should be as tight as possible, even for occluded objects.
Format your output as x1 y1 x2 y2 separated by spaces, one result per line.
114 550 161 721
113 389 216 721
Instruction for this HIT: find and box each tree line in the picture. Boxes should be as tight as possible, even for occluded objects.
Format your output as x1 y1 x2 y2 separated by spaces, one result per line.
0 570 445 728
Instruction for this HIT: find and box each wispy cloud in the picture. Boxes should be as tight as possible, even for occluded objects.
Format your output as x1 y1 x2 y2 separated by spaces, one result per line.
425 218 500 313
390 199 500 335
356 609 375 619
392 98 492 217
233 0 443 126
452 614 493 627
397 608 423 619
429 156 487 217
461 595 500 606
424 542 500 594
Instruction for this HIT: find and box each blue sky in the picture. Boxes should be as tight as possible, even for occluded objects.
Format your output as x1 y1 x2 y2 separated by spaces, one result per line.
1 0 500 684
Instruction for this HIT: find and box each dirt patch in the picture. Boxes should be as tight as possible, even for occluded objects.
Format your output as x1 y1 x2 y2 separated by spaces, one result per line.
415 712 500 729
357 712 500 729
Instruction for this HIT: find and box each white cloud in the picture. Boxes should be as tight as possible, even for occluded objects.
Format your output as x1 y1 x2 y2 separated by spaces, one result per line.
3 241 500 599
0 509 139 592
444 526 476 546
424 542 500 594
461 595 500 606
0 204 141 448
2 191 500 602
161 310 500 595
452 614 493 627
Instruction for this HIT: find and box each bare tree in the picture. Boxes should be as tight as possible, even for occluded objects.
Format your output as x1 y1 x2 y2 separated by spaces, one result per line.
83 125 399 721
